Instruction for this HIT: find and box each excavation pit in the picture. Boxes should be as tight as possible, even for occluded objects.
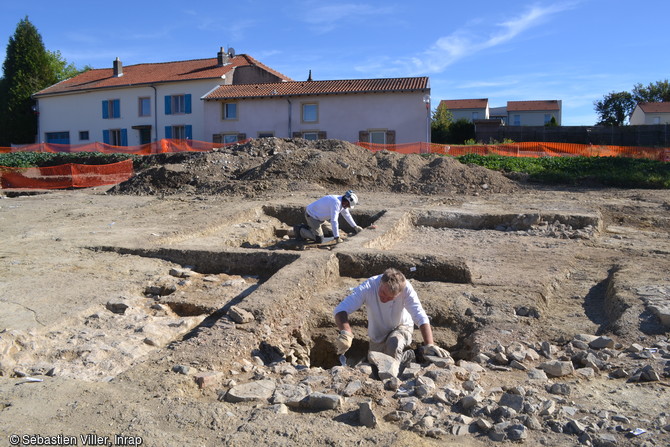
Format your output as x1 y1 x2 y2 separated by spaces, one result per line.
335 252 472 284
298 252 476 370
414 209 602 233
94 246 300 318
263 204 385 229
4 247 304 382
253 204 386 250
94 246 300 279
309 333 369 370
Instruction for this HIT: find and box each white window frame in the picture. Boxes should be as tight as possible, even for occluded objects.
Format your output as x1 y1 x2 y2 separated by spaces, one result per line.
139 97 151 117
172 95 186 114
104 99 120 119
172 125 186 140
109 129 122 146
302 103 318 123
223 102 238 120
369 130 386 144
223 134 239 144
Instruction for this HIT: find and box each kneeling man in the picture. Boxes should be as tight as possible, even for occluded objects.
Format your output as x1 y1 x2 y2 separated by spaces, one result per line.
334 267 451 361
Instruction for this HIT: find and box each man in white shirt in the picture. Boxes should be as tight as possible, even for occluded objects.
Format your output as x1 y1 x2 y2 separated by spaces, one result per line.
296 190 362 243
333 268 452 361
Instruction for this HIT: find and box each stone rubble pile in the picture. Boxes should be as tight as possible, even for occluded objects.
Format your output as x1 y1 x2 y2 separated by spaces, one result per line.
495 220 597 240
637 285 670 328
181 332 670 444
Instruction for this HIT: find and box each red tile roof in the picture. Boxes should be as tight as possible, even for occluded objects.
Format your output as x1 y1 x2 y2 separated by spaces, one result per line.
439 99 488 109
34 54 292 97
203 77 429 100
639 102 670 113
507 100 560 111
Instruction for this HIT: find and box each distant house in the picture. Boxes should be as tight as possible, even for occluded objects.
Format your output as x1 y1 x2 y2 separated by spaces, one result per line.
32 48 292 145
439 99 489 122
488 106 508 124
507 100 562 126
629 102 670 125
202 77 431 144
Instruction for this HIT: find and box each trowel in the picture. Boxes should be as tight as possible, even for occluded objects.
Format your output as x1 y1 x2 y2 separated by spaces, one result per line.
339 353 347 367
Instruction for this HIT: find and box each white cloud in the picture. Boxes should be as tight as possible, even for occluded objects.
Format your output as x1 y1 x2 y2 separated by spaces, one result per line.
457 80 519 89
299 2 394 33
64 32 102 45
358 2 576 77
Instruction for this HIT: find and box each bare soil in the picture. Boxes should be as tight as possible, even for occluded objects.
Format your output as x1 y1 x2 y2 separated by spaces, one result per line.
0 138 669 446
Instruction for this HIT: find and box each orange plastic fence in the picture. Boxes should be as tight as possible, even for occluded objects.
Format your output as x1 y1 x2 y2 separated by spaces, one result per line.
2 139 668 161
1 139 668 190
355 141 670 161
0 159 133 189
0 139 240 155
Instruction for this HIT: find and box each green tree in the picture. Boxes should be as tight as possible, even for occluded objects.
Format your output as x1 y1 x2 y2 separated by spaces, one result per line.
632 79 670 103
430 104 453 144
545 116 558 127
594 91 635 126
0 17 79 146
447 118 476 144
47 50 91 82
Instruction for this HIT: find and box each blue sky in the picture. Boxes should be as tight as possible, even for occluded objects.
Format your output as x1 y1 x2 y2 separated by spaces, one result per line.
1 0 668 126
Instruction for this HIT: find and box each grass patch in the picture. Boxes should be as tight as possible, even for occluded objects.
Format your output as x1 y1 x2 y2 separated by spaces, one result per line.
457 153 670 189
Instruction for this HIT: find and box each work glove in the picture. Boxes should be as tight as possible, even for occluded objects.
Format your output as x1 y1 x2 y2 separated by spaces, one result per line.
335 330 353 355
420 344 452 359
354 225 363 234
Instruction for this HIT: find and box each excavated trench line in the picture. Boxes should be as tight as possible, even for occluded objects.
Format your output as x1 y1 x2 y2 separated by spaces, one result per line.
87 205 607 375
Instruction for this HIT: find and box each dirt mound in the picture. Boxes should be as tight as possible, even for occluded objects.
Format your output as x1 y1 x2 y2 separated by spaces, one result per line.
110 138 519 197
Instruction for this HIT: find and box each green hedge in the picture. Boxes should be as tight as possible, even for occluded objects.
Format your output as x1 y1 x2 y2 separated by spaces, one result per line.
0 152 143 169
457 153 670 188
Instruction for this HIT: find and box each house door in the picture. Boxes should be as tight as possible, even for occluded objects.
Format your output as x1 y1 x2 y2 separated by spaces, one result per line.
134 126 152 144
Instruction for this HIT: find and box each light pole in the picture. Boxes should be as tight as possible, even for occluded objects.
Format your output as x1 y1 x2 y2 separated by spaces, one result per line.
423 94 431 152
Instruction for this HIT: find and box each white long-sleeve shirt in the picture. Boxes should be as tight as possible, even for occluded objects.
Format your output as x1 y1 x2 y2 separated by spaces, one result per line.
334 274 430 344
305 194 357 239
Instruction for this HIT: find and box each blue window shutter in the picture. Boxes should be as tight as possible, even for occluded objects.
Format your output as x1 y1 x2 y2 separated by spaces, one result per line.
165 96 172 115
121 129 128 146
103 130 110 144
102 101 109 119
165 126 172 139
113 99 120 118
185 125 192 140
185 94 192 114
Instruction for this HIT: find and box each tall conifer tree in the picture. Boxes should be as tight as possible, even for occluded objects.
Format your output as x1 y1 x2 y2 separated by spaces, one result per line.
0 17 57 145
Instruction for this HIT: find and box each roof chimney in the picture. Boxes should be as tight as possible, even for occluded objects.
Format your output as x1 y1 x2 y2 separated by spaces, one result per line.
307 70 313 82
217 47 229 66
113 57 123 77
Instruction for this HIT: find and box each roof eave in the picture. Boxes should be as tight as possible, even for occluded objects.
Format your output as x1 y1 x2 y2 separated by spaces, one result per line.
34 76 227 98
205 86 430 101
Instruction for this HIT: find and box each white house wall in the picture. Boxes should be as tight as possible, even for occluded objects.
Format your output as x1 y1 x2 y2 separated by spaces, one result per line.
203 91 429 143
508 110 561 126
37 78 228 145
630 108 670 125
448 108 489 122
